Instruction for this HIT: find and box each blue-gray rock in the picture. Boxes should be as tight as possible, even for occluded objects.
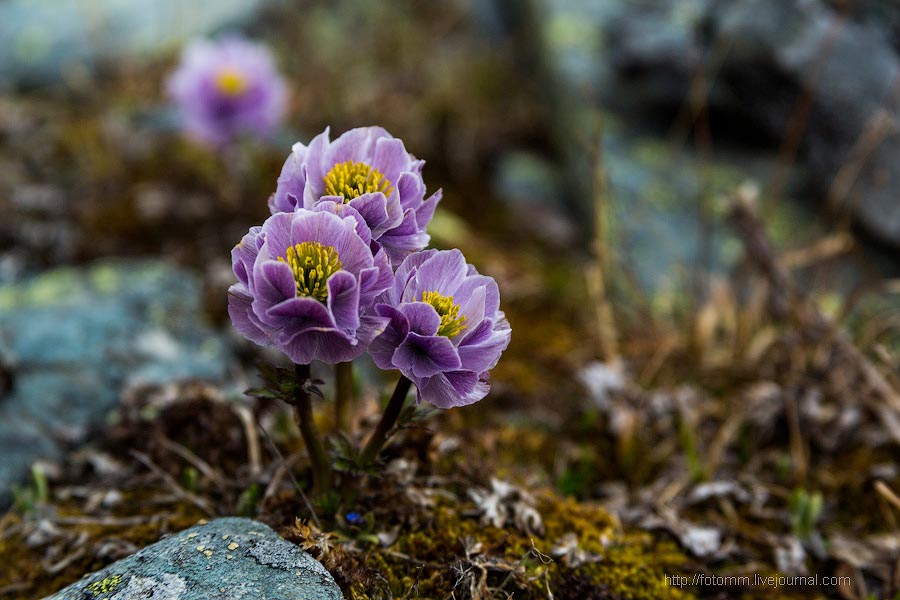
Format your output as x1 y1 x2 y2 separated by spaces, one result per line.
43 517 342 600
0 260 227 505
592 0 900 248
0 0 265 88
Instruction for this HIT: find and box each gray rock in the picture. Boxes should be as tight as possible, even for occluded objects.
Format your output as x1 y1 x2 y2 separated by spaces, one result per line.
43 517 342 600
597 0 900 247
0 261 227 505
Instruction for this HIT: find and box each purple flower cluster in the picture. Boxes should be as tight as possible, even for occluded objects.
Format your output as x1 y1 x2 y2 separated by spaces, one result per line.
230 126 510 408
167 36 287 146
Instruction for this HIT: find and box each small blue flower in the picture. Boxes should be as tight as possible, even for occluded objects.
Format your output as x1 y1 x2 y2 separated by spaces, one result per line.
345 511 364 525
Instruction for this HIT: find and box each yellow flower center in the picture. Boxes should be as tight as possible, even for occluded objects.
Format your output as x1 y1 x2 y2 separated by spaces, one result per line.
323 160 393 203
421 291 467 338
215 68 248 97
277 242 343 302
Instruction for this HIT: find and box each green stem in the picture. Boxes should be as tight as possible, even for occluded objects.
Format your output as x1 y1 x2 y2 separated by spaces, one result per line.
360 376 413 466
335 361 353 432
293 364 332 494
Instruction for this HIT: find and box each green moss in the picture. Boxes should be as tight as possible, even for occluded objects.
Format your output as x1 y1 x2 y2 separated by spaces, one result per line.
333 491 693 599
578 540 691 600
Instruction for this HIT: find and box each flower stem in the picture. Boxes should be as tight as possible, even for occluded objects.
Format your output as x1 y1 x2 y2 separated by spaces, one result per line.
360 376 413 466
335 361 353 432
293 363 332 494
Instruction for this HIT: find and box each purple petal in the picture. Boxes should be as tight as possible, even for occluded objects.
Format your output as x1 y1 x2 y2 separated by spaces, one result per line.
379 209 431 266
299 128 331 202
408 249 467 299
356 313 391 347
392 333 461 379
396 171 425 212
456 274 500 319
311 200 373 245
272 143 308 213
231 226 262 285
251 257 296 309
418 370 489 409
259 213 293 259
268 296 336 346
324 126 386 166
358 248 393 306
327 271 361 332
454 283 486 342
368 305 410 370
281 330 361 365
389 249 436 302
227 284 270 346
457 317 511 374
372 137 409 188
415 189 441 228
347 192 392 233
398 302 440 336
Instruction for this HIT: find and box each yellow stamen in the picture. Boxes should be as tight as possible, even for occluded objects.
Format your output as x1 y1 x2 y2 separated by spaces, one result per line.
277 242 342 302
421 290 467 338
215 68 248 97
323 160 393 203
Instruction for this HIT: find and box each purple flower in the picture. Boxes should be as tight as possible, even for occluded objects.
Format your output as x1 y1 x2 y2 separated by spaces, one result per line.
369 249 511 409
167 36 288 146
228 208 393 364
269 127 441 266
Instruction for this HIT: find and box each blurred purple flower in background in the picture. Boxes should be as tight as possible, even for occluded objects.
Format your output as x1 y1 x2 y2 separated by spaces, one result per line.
270 127 441 266
369 249 511 408
167 36 288 146
228 209 392 364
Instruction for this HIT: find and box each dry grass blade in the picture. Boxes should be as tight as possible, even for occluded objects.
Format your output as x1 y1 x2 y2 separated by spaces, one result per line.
41 532 88 575
875 481 900 515
257 422 320 529
728 186 900 441
230 402 262 478
780 233 855 270
587 131 620 367
129 450 215 517
54 515 166 527
157 434 227 492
